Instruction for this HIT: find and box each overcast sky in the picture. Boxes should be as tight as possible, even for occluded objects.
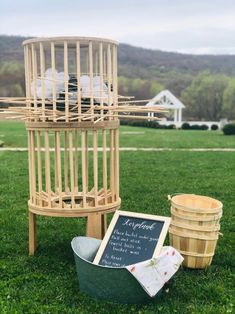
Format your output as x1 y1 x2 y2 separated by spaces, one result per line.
1 0 235 55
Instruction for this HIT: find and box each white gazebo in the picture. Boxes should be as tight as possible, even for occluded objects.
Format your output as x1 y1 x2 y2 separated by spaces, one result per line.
146 90 185 125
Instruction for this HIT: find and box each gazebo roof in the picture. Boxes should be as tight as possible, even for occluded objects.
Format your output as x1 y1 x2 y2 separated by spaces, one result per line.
146 90 185 109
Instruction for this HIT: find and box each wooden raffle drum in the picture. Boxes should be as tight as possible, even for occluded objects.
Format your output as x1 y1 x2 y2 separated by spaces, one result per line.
23 37 120 255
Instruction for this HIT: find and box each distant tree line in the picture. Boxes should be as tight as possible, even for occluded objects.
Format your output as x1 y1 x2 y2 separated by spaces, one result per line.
119 72 235 120
0 62 235 120
0 62 24 98
0 36 235 120
181 71 235 120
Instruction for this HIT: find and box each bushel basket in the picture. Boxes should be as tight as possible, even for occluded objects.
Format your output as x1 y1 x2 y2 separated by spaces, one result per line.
168 194 223 269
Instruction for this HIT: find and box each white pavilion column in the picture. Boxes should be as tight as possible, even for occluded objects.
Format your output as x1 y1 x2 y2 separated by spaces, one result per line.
174 109 177 123
178 108 182 123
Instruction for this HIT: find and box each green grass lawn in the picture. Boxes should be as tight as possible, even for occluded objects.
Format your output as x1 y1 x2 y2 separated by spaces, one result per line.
1 121 235 148
0 122 234 313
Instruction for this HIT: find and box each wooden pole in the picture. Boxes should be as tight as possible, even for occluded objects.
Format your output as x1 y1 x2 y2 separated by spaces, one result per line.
24 45 30 110
74 130 79 195
99 42 104 117
51 42 57 122
30 130 36 204
44 130 52 207
107 44 112 120
55 131 62 206
31 44 37 115
76 41 81 122
39 42 46 121
81 131 87 206
64 131 69 194
36 130 42 206
109 129 115 202
89 41 94 121
64 41 69 122
93 130 98 206
114 128 119 202
102 129 108 204
69 130 75 206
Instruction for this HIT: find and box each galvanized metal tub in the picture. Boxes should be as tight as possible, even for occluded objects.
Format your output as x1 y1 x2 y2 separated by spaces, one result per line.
71 236 162 304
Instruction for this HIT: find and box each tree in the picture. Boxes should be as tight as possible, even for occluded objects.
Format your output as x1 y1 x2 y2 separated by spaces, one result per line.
181 71 229 120
0 62 25 97
118 76 164 100
223 78 235 119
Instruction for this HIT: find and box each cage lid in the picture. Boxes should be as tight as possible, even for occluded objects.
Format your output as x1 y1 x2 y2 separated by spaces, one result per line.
22 36 119 48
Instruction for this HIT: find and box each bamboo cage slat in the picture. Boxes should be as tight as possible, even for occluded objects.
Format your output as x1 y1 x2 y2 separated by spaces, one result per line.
99 42 104 117
51 42 57 121
44 130 52 207
27 132 33 203
102 129 108 205
55 131 62 206
69 131 75 207
89 41 94 121
107 44 112 120
64 131 69 194
114 128 119 201
81 131 87 207
74 130 79 194
36 130 43 206
64 41 69 122
39 42 46 121
31 44 37 114
24 45 31 108
84 131 89 193
54 132 59 193
110 129 115 202
30 130 36 204
76 41 81 122
93 130 98 206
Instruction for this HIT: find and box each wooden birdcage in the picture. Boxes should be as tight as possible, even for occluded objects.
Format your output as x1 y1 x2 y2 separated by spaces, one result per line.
2 36 165 255
22 37 121 255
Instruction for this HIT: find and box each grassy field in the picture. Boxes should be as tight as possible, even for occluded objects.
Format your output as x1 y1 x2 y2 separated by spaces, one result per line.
1 121 235 148
0 122 234 314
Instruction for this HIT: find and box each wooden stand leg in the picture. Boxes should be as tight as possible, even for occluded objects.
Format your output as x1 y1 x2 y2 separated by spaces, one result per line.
29 211 37 255
86 213 102 239
101 213 107 238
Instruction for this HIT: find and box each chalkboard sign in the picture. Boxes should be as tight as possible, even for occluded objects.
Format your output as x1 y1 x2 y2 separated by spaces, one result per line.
93 210 171 267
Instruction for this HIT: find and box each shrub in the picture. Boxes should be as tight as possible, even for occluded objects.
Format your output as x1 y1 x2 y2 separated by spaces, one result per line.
120 120 176 130
211 124 219 131
201 124 209 130
222 123 235 135
181 122 191 130
190 124 201 130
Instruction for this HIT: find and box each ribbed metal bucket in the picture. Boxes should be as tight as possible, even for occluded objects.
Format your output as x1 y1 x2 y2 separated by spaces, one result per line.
71 236 162 304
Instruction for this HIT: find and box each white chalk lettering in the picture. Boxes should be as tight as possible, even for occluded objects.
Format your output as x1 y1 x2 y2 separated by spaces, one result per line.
149 237 159 242
122 219 156 231
113 229 124 236
124 243 134 249
112 246 128 253
130 251 140 255
110 255 122 261
125 230 138 238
